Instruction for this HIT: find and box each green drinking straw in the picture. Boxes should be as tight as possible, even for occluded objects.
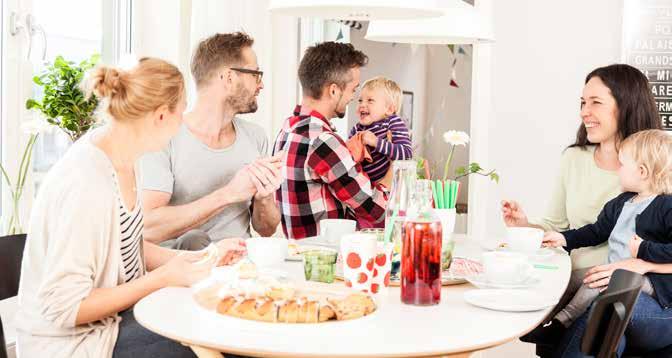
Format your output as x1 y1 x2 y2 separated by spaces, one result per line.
436 180 444 209
444 180 451 209
450 181 457 209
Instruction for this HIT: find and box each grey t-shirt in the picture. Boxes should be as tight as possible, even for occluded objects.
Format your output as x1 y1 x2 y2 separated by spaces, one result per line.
140 118 268 242
607 195 657 263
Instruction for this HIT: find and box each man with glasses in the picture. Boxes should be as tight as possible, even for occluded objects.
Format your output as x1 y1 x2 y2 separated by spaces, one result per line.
140 32 282 250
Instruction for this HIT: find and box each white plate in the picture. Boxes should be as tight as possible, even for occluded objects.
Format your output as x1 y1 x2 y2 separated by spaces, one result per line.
492 246 556 261
466 272 541 289
463 289 558 312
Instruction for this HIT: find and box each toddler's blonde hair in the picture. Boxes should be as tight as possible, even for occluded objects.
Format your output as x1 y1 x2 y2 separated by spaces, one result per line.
621 129 672 194
361 76 403 115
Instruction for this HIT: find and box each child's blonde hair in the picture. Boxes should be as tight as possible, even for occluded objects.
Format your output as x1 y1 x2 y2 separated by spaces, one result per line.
621 129 672 194
361 76 403 115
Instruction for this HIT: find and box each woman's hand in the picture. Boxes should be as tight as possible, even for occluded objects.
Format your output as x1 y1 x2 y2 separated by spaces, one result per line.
542 231 567 248
501 200 529 227
215 238 247 266
156 251 216 287
583 258 651 290
629 235 643 258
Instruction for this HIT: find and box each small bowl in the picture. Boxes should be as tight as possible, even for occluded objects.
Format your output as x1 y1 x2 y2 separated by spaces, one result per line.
246 237 289 268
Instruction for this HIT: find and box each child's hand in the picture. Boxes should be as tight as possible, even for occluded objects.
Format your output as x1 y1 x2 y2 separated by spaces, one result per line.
362 131 378 147
629 235 643 258
542 231 567 248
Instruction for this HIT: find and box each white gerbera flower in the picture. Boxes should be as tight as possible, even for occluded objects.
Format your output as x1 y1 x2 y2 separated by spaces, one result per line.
442 130 470 146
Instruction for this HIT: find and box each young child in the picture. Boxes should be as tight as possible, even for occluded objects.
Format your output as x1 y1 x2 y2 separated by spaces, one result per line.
540 129 672 336
347 76 413 183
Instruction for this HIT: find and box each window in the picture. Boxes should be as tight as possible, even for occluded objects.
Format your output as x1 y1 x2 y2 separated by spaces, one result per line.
1 0 132 225
31 0 132 178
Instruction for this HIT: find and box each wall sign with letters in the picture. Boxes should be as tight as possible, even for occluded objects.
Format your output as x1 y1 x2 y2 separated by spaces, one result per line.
623 0 672 130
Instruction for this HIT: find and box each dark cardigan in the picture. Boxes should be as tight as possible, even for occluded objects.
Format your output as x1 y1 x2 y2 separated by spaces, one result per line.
561 192 672 309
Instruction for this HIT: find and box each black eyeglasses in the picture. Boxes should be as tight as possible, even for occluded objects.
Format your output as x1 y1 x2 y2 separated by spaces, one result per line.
230 67 264 83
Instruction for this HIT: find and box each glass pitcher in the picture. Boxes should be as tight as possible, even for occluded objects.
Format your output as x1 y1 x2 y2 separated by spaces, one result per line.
385 160 417 282
401 179 443 305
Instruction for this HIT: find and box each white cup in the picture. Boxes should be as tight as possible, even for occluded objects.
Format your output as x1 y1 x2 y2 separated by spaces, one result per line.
319 219 357 246
481 251 531 285
246 237 288 268
505 227 544 254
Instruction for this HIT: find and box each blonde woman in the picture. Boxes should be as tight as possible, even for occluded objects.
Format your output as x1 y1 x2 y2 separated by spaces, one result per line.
15 58 246 357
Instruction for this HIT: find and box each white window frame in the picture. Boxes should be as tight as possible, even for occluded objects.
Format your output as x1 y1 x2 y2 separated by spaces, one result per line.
1 0 133 230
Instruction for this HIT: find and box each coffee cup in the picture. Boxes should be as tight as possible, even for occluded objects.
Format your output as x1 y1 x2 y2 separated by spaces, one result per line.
481 251 531 285
505 227 543 254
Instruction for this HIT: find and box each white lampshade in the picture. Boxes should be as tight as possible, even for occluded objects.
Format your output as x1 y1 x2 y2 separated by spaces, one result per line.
365 3 494 44
268 0 446 21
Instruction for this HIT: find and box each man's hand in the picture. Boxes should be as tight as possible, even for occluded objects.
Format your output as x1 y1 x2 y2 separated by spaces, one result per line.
222 166 257 203
362 131 378 147
248 152 284 200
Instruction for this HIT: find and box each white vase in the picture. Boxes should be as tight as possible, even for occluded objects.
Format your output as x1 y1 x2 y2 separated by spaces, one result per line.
434 208 456 241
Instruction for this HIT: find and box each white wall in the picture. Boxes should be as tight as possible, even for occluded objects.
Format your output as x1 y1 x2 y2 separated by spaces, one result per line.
481 0 624 237
425 44 472 205
133 0 300 139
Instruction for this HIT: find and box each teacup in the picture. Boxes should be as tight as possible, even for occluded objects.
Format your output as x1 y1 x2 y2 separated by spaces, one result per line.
319 219 357 246
481 251 532 285
505 227 544 254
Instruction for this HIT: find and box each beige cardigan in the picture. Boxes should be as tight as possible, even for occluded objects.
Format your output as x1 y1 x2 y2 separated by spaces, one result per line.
14 134 137 357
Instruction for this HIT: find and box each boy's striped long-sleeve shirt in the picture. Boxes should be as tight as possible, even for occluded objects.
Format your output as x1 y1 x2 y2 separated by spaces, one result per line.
349 115 413 183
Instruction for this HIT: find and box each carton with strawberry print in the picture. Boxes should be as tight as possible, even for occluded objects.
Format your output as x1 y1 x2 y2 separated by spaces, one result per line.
340 233 377 293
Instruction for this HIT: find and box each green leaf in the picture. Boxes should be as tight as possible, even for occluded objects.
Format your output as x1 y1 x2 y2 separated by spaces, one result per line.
490 173 500 183
455 166 467 176
469 162 482 173
25 99 41 110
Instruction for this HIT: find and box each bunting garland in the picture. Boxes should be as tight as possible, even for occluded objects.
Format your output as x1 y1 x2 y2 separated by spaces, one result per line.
336 28 344 41
450 58 459 88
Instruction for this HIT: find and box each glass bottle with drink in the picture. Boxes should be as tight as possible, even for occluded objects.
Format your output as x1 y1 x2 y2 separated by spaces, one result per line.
384 160 417 282
401 179 443 305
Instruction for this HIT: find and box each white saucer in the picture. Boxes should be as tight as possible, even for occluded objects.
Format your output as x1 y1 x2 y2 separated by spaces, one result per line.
466 272 540 289
493 246 556 261
463 289 558 312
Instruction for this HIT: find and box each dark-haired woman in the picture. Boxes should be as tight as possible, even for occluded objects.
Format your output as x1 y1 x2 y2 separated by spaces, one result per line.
502 64 662 269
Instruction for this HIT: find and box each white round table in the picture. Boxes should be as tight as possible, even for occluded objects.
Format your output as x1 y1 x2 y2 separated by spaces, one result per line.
134 236 571 357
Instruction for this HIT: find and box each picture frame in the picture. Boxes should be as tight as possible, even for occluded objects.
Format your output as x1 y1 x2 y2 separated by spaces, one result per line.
400 90 414 133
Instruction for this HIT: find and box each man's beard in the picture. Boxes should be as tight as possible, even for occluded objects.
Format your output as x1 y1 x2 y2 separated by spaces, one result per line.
227 83 258 114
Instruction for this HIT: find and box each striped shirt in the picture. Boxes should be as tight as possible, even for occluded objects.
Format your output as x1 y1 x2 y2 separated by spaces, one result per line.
349 115 413 182
119 196 144 283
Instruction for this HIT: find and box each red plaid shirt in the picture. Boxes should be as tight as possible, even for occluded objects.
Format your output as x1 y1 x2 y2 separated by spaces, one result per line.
273 105 388 239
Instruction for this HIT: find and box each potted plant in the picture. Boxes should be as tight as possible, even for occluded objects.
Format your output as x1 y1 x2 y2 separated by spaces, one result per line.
0 119 53 298
0 54 99 297
25 54 100 142
418 130 499 235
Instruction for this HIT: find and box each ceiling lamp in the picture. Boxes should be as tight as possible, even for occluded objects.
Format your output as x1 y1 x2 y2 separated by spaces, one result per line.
365 2 494 44
268 0 446 21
